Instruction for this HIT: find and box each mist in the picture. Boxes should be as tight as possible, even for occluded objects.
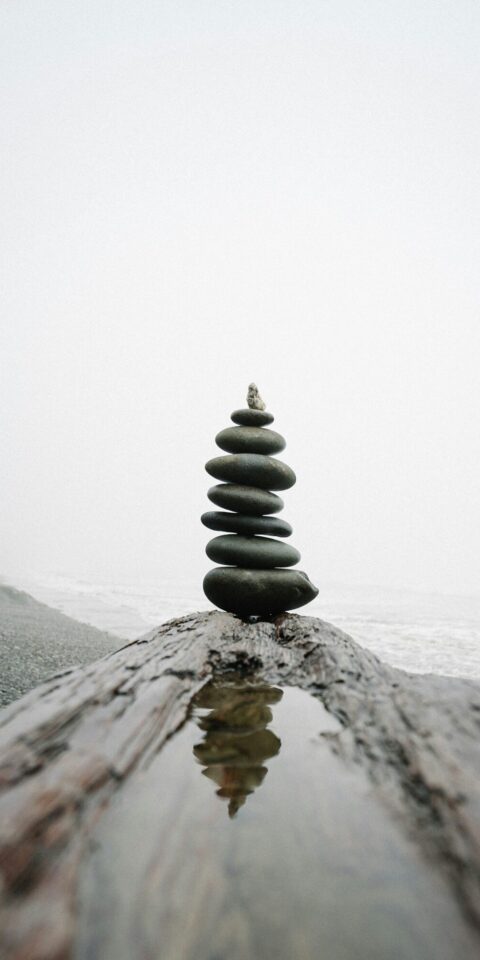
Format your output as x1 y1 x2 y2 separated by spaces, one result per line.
1 0 479 597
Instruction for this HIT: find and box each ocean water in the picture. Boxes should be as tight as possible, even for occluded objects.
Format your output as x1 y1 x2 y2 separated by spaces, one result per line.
12 573 480 679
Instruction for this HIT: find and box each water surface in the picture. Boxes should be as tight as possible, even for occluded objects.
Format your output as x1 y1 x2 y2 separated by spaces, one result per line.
75 678 479 960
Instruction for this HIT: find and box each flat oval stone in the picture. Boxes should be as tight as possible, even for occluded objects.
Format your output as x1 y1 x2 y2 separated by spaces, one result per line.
203 567 319 617
201 511 292 537
206 454 295 491
206 535 300 568
207 484 284 516
231 408 274 427
215 426 285 456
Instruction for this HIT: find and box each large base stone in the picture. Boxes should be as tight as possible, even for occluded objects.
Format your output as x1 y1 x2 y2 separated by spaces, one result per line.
203 567 319 618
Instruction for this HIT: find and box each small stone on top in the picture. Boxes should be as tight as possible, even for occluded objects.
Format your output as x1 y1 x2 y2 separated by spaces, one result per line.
247 383 266 410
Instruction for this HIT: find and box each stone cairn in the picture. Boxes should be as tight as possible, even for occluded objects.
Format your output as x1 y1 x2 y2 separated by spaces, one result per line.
202 384 319 619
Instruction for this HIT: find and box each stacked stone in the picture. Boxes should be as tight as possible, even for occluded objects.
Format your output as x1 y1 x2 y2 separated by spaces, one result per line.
202 385 318 619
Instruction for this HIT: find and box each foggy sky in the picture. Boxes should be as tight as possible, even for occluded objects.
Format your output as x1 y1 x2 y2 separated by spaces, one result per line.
1 1 479 596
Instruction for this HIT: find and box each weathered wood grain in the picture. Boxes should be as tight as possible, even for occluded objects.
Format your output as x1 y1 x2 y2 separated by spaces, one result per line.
0 610 479 958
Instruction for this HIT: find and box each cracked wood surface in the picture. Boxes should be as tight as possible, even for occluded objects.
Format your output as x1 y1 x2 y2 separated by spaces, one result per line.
0 610 480 958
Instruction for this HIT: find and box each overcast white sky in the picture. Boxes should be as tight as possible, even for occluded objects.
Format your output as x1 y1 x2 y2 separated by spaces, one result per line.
1 1 479 596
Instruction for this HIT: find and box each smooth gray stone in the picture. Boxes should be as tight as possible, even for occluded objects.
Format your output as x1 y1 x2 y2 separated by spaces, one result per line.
206 454 296 491
203 567 319 617
231 408 274 427
215 426 286 456
201 511 292 537
206 535 300 568
207 484 284 516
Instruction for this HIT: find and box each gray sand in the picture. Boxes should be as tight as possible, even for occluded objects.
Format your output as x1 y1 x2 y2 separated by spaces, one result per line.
0 583 122 707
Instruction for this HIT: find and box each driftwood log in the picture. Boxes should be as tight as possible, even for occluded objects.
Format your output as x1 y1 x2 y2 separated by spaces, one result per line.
0 610 480 959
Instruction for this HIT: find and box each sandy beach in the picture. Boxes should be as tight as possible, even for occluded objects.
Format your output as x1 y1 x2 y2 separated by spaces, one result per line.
0 583 121 707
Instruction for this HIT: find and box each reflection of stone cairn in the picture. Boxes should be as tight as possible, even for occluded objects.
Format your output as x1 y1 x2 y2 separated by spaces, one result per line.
202 384 319 619
193 680 283 818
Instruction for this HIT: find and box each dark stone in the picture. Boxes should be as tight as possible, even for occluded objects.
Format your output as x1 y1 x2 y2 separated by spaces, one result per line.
201 511 292 537
205 454 296 491
203 567 319 617
207 484 284 516
206 535 300 568
215 426 286 456
230 408 274 426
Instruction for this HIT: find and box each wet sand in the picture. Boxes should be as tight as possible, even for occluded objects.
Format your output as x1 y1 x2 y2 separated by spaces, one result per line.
0 583 121 706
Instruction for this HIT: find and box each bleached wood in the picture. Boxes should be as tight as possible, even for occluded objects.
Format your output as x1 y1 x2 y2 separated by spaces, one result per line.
0 610 480 958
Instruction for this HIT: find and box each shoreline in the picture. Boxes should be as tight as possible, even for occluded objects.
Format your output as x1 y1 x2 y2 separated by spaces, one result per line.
0 583 122 707
4 573 480 679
